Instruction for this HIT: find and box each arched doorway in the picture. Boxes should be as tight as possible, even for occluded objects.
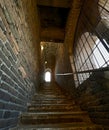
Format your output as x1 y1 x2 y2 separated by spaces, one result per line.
44 69 52 82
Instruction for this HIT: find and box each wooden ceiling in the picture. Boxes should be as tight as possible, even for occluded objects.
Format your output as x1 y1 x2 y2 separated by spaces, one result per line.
37 0 83 70
37 0 72 8
37 0 71 42
37 0 83 55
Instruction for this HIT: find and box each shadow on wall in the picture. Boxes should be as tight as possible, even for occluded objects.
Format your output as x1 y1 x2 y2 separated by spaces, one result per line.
55 74 75 96
76 69 109 126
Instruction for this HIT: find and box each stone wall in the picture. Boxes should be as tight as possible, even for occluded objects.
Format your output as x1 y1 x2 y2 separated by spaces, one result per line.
0 0 40 129
76 70 109 126
55 44 75 95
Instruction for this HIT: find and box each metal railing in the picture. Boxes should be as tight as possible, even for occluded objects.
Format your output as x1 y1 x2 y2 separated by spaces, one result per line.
73 0 109 87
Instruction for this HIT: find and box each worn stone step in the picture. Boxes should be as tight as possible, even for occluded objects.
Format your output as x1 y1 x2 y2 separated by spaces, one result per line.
20 111 91 125
39 89 60 92
9 82 103 130
40 89 61 91
34 94 67 98
28 105 80 112
33 97 67 100
39 92 62 95
87 104 109 112
32 98 73 101
10 123 103 130
39 86 60 89
32 98 72 102
28 103 75 108
36 88 61 90
32 96 72 101
31 99 75 104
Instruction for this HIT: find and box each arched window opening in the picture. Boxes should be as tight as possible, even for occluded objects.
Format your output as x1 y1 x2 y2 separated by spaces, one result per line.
72 0 109 88
44 71 51 82
93 39 109 68
73 32 109 87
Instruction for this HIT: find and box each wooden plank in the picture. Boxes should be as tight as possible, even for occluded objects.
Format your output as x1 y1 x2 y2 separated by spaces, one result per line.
37 0 71 8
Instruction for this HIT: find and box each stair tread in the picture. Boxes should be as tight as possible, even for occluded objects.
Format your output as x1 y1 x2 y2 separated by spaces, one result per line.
33 97 69 100
16 82 103 129
22 111 88 115
31 101 74 104
28 105 77 109
10 123 103 130
21 111 91 124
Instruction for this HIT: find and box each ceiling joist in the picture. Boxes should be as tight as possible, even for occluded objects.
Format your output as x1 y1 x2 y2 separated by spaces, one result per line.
37 0 71 8
65 0 84 54
40 27 65 42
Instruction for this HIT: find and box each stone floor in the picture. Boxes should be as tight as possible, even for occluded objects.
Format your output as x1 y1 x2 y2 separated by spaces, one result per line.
10 82 103 130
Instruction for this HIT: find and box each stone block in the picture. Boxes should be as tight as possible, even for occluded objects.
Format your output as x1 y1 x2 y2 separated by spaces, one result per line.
0 49 11 67
5 41 17 62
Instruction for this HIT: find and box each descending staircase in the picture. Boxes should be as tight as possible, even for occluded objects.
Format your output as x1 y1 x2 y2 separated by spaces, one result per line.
11 82 103 130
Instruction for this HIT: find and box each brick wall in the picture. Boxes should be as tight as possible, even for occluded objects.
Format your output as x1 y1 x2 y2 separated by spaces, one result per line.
0 0 40 129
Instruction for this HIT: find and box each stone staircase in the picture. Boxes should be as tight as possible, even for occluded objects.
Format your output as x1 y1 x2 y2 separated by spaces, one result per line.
10 82 103 130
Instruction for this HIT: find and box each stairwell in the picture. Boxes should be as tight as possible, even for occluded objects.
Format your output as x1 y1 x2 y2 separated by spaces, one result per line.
10 82 103 130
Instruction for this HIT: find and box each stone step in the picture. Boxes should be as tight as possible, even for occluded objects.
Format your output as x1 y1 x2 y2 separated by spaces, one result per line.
34 94 67 98
87 104 109 112
36 88 61 90
28 107 80 112
10 123 103 130
28 105 80 112
39 90 61 93
39 92 62 94
39 86 60 89
20 111 91 125
32 96 73 101
39 89 61 92
32 98 73 101
11 83 103 130
31 99 75 104
28 103 75 108
32 95 72 101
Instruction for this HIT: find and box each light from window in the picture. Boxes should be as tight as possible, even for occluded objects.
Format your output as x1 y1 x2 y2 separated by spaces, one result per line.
45 71 51 82
41 45 44 50
93 39 109 68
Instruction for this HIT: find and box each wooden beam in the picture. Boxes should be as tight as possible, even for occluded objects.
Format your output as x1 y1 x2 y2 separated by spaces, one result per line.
40 27 65 42
37 0 71 8
64 0 83 54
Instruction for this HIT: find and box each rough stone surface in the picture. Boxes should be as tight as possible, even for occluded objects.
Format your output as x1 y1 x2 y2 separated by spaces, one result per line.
76 72 109 126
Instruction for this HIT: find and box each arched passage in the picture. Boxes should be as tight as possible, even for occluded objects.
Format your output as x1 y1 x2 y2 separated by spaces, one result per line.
44 68 52 82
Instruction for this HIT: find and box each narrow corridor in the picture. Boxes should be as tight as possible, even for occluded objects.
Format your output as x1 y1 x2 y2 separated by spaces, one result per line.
0 0 109 129
11 82 103 130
